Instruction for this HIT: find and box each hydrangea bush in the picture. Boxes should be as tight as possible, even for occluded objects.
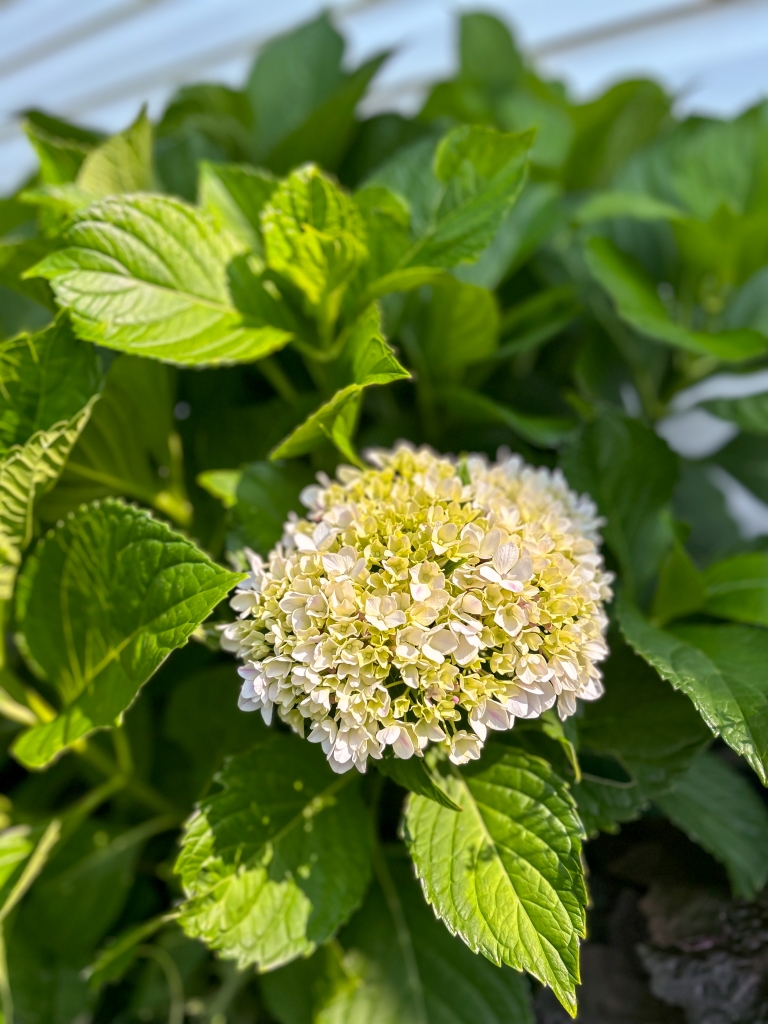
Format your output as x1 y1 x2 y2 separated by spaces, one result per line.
2 10 768 1024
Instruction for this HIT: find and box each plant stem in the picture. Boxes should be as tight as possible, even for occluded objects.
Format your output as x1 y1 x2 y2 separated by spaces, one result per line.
258 356 300 405
136 945 185 1024
78 741 182 818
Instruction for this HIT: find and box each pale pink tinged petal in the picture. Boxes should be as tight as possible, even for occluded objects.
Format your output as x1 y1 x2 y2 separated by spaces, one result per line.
393 728 415 759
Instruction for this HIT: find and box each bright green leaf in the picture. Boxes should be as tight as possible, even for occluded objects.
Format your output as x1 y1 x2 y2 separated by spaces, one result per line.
197 469 241 509
0 397 96 600
28 195 293 365
175 730 372 970
655 751 768 899
23 111 102 185
12 499 243 768
76 109 154 198
198 161 276 253
585 236 768 361
404 747 586 1016
619 596 768 786
262 165 368 334
270 305 408 461
315 850 534 1024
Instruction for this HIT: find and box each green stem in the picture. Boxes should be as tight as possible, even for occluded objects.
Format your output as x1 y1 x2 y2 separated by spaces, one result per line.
258 356 300 405
136 945 185 1024
78 742 182 818
0 928 11 1024
372 845 428 1024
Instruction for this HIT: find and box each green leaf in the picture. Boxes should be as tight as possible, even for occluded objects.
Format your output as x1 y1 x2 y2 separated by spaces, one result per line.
11 499 242 768
28 195 293 365
650 539 705 626
404 746 586 1016
247 13 345 160
76 109 154 198
18 818 168 964
0 397 96 600
701 552 768 627
619 596 768 786
655 751 768 899
578 637 710 796
308 850 534 1024
270 305 408 461
441 387 574 449
0 827 35 906
585 236 768 361
454 181 562 289
85 914 171 988
197 469 241 508
0 237 57 312
38 354 191 527
574 191 683 225
571 773 646 837
713 432 768 504
164 664 260 803
419 276 499 374
228 460 313 555
0 319 100 457
406 126 533 269
175 730 372 970
262 165 368 333
23 111 103 185
375 756 462 812
265 55 388 177
198 161 276 253
704 391 768 433
561 411 677 595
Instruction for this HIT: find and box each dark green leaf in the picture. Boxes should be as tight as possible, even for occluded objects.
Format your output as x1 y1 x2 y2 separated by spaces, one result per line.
571 773 646 837
655 751 768 899
441 387 574 449
229 460 313 555
704 391 768 434
28 195 293 365
713 432 768 504
164 664 261 802
619 596 768 786
12 499 242 767
650 540 705 626
419 276 499 374
404 747 586 1016
702 552 768 627
38 354 190 526
175 730 372 970
85 914 171 988
585 236 768 361
578 637 710 796
561 411 677 595
375 756 462 812
248 13 344 160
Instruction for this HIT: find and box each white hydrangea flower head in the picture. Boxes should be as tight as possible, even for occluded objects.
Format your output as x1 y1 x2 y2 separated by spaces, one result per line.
221 444 613 774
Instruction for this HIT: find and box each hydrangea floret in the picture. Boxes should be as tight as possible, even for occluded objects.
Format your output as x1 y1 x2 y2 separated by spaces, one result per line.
221 444 613 774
